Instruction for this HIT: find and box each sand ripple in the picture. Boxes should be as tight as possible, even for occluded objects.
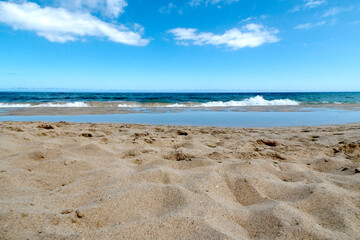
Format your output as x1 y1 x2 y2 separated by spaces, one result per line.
0 121 360 239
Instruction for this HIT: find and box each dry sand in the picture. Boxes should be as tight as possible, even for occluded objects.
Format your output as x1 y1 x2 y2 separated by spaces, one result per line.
0 121 359 239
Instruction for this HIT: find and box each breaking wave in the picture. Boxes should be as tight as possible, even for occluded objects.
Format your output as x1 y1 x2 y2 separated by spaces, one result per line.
0 102 89 108
197 95 299 107
117 96 299 107
0 96 299 108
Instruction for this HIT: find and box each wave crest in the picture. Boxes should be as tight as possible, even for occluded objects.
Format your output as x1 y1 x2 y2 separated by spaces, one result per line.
116 95 299 107
0 96 299 108
0 102 89 108
198 95 299 107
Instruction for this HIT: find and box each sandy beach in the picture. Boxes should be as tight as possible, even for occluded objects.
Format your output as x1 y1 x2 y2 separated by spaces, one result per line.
0 121 359 239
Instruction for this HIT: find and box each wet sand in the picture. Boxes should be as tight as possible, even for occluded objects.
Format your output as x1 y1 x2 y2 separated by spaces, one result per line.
0 121 360 239
1 104 360 116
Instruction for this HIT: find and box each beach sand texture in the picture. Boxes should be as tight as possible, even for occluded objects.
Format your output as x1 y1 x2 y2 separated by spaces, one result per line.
0 121 359 239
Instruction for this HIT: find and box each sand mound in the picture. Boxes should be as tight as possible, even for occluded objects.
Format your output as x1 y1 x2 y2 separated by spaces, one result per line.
0 121 360 239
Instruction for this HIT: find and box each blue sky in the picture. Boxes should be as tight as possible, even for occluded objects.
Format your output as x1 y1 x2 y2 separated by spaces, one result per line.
0 0 359 92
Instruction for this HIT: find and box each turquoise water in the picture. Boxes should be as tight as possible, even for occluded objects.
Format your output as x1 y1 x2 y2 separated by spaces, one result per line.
0 92 360 108
1 92 359 127
1 109 360 127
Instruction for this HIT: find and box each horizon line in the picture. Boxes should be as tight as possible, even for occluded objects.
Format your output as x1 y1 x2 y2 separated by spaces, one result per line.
0 88 360 93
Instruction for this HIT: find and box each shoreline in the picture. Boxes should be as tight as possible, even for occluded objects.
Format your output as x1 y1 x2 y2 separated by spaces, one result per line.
2 119 360 128
0 121 359 239
2 120 360 134
1 104 360 116
1 106 360 128
2 120 360 130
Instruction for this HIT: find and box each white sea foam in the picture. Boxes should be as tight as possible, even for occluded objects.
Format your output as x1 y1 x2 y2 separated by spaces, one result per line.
34 102 89 107
116 96 299 108
165 103 188 107
197 95 299 107
117 103 141 107
0 103 32 108
0 102 89 108
0 96 299 108
117 102 188 108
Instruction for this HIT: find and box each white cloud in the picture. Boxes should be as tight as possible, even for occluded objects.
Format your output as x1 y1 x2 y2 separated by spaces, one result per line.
209 0 240 4
289 5 301 13
304 0 326 9
56 0 127 18
0 1 149 45
322 7 353 17
295 21 326 29
189 0 201 7
159 3 176 14
239 17 254 23
189 0 240 7
239 15 268 24
290 0 326 12
168 24 279 50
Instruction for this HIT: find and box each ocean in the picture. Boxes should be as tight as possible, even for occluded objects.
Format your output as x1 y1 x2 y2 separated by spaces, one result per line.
1 92 360 127
0 92 360 108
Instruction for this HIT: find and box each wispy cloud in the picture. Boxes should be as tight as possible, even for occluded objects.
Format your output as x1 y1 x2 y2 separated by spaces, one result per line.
322 7 353 17
0 1 149 45
159 3 177 14
289 5 301 13
295 21 326 29
188 0 240 7
239 15 268 23
168 24 279 50
239 17 254 23
56 0 128 18
290 0 326 13
304 0 326 9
